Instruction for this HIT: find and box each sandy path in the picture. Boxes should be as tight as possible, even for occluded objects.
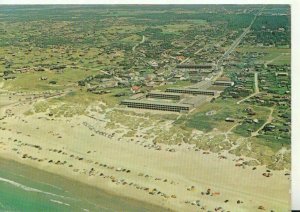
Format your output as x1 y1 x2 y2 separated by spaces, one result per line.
132 35 146 52
251 107 274 137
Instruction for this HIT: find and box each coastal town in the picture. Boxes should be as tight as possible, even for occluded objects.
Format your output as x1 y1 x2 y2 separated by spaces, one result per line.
0 4 291 212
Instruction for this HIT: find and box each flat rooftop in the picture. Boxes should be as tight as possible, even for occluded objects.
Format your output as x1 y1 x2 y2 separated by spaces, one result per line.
167 87 217 93
176 64 214 68
121 99 191 108
148 91 183 96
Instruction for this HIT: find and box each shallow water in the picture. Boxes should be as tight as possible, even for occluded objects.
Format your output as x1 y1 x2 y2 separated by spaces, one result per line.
0 158 165 212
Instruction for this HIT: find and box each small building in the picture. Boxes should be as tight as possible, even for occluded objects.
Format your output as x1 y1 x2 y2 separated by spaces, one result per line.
114 92 126 97
187 70 199 75
91 90 111 94
131 86 141 93
225 117 235 122
174 74 184 80
264 124 276 131
148 60 158 68
176 56 185 62
275 72 289 77
3 74 16 80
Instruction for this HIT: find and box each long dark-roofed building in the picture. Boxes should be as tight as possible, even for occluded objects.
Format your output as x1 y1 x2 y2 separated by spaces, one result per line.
146 91 183 100
121 99 191 112
166 88 217 96
176 64 213 69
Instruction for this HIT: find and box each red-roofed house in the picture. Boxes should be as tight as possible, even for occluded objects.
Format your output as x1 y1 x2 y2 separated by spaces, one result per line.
131 86 141 93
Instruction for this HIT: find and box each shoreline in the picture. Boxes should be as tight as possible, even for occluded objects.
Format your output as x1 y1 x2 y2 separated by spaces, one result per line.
0 156 167 212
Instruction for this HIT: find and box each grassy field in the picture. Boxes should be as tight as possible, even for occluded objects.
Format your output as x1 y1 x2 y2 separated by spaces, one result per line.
160 23 193 34
27 87 131 118
3 68 90 91
236 46 291 65
271 53 291 65
173 98 270 137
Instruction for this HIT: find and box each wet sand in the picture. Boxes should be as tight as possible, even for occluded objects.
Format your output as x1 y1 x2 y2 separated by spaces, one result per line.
0 158 165 212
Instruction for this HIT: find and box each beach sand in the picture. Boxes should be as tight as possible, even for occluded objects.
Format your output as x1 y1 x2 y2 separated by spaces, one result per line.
0 158 165 212
0 93 290 211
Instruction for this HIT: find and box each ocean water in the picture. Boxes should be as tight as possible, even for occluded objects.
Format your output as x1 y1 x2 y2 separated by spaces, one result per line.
0 159 165 212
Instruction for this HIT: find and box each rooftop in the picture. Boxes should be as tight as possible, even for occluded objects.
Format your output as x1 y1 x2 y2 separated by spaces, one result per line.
121 99 191 108
148 91 183 96
167 87 217 93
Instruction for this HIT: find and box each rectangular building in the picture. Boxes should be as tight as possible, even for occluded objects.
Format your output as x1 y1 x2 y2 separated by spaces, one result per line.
146 91 182 100
121 99 191 112
275 72 289 77
166 88 217 96
176 64 213 69
187 70 199 75
213 81 234 86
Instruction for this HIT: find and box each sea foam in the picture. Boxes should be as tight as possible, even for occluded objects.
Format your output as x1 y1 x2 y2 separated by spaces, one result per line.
0 177 67 199
50 199 70 206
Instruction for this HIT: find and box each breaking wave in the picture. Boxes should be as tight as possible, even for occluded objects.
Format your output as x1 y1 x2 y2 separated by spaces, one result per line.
50 199 70 206
0 177 67 199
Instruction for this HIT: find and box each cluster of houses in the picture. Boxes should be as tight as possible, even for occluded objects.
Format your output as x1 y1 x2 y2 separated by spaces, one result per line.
77 62 221 94
259 64 290 94
1 63 66 81
221 62 290 137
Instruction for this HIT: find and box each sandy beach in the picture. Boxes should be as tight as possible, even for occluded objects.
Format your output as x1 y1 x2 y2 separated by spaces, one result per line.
0 92 290 212
0 157 164 212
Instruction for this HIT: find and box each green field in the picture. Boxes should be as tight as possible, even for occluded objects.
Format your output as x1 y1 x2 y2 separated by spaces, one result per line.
237 46 291 65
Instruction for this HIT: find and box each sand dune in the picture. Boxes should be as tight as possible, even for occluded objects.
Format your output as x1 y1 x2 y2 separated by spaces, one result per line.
0 94 290 211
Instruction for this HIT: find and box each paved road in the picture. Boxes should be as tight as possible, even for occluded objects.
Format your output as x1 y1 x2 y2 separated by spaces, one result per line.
254 72 259 93
213 7 264 80
237 71 260 105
